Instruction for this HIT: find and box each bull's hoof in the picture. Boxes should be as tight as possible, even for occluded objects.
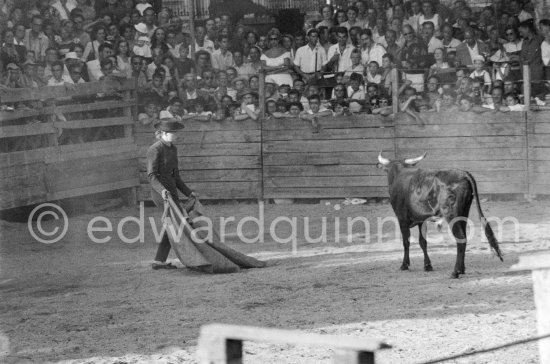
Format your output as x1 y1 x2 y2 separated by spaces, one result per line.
400 264 409 270
450 271 460 279
424 264 433 272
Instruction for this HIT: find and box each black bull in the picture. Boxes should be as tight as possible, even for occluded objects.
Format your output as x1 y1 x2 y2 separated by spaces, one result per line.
377 152 503 278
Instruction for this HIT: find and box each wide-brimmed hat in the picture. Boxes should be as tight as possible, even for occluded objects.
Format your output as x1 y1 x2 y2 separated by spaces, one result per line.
134 23 148 34
65 52 80 60
154 118 185 131
231 76 248 88
238 88 259 100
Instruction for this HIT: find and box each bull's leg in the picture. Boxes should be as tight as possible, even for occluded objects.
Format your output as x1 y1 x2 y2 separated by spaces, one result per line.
450 218 468 278
399 224 411 270
418 224 432 271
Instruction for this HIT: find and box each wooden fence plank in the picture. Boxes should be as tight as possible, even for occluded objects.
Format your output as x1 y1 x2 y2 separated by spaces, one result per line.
263 186 389 198
263 127 394 141
1 79 135 103
54 116 132 129
263 139 392 153
396 136 526 149
48 178 139 201
395 123 526 138
0 123 56 138
139 169 261 182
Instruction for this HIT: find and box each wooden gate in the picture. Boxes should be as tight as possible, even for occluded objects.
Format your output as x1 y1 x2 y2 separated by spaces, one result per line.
0 79 139 210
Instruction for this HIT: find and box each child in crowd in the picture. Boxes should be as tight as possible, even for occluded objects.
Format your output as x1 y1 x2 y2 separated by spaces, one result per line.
502 93 526 111
365 61 381 84
470 55 492 91
133 36 152 59
347 72 366 112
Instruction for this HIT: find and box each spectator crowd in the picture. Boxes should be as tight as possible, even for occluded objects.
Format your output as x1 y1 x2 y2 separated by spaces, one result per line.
1 0 550 124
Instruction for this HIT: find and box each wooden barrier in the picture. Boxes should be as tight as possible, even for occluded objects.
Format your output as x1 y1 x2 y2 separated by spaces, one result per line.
196 323 389 364
526 112 550 196
394 111 529 194
262 115 395 198
136 119 262 201
0 80 139 210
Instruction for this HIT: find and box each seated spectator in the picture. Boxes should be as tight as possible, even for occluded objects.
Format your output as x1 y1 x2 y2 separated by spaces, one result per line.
347 72 366 112
299 94 332 132
87 42 113 81
134 36 152 59
501 92 526 112
343 48 364 81
455 27 489 67
436 89 458 112
233 89 259 121
159 96 187 121
428 48 449 78
265 99 277 118
211 35 233 71
365 61 381 84
47 60 73 85
424 75 441 107
470 55 492 90
333 100 352 116
272 101 303 119
68 63 86 84
186 97 216 121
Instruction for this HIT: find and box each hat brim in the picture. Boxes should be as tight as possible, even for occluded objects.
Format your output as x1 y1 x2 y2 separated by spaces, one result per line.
154 120 185 131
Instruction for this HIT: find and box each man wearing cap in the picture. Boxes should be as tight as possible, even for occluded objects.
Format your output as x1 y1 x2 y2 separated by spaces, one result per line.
146 118 198 270
294 28 327 84
2 63 23 88
233 89 259 121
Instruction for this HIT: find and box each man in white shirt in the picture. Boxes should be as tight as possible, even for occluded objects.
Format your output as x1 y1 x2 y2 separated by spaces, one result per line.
294 28 327 83
87 43 114 81
422 21 443 53
190 26 215 54
211 35 234 71
359 29 385 66
50 0 77 20
325 27 355 73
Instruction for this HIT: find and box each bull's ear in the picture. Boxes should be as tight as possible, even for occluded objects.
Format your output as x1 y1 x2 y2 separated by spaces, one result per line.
377 162 388 170
404 152 427 166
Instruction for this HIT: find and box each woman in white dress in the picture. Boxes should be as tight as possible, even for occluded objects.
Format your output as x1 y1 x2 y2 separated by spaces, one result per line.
260 31 293 86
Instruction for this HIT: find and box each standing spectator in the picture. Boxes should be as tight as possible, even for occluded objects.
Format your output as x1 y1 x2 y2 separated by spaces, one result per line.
12 24 27 59
72 13 91 46
115 39 132 78
316 5 334 29
519 20 543 92
50 0 77 20
340 6 364 30
326 27 354 73
418 1 441 34
293 28 326 84
422 21 443 54
541 19 550 81
359 29 385 67
151 27 169 54
406 0 422 34
82 25 108 61
261 31 293 86
233 49 255 78
142 8 157 37
455 27 490 67
192 26 214 54
211 35 234 71
509 0 533 23
24 16 49 63
440 23 461 53
87 42 113 81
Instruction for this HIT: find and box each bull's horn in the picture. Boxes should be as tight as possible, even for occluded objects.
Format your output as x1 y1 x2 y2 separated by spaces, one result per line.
404 152 427 165
378 151 390 165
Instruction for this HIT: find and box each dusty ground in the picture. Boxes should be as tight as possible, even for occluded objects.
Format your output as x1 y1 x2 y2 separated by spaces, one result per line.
0 199 549 364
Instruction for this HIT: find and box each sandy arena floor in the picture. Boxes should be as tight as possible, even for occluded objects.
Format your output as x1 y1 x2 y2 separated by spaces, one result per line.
0 199 549 364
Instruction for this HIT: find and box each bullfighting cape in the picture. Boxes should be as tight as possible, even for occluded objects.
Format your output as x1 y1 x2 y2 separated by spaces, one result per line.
162 195 266 274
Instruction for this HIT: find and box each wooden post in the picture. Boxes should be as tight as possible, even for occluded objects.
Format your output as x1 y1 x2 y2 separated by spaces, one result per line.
523 65 530 111
391 68 399 115
258 66 266 201
189 0 196 59
511 253 550 364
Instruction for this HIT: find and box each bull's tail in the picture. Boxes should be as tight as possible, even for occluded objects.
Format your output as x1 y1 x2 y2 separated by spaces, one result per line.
462 171 503 261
